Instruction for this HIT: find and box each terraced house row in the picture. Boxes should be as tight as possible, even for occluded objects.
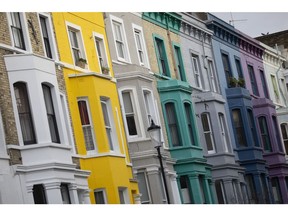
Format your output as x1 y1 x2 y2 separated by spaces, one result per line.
0 12 288 204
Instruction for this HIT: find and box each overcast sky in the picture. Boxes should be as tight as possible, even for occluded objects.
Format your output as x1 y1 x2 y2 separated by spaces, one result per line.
212 12 288 38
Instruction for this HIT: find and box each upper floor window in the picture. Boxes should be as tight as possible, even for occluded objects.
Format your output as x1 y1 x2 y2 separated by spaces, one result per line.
258 116 272 152
101 97 117 151
42 84 60 143
111 16 129 62
77 98 96 153
271 75 280 103
272 116 283 152
280 123 288 154
235 57 243 79
137 172 150 204
184 103 195 146
154 37 170 77
9 12 26 50
33 184 47 204
39 15 52 58
67 23 86 66
260 69 269 99
14 82 36 145
191 54 203 89
208 60 218 92
232 109 247 147
94 33 109 75
221 53 232 87
143 90 156 124
248 109 258 147
219 113 229 152
174 45 186 81
94 189 107 204
201 113 215 154
165 103 181 147
248 65 259 96
122 91 138 137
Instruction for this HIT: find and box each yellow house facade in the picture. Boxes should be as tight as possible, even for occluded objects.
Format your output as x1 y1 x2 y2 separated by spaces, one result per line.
52 12 139 204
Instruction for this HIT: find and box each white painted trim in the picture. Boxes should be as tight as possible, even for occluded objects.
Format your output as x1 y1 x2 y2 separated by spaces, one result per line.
65 21 89 70
132 23 150 69
6 12 32 52
92 31 110 75
109 14 131 63
77 97 98 154
37 12 59 61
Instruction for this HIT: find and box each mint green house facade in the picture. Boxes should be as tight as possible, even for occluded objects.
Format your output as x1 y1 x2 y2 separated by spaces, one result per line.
142 12 215 204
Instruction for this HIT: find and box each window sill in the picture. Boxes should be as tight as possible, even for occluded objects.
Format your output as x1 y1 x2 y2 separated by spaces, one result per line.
81 152 126 159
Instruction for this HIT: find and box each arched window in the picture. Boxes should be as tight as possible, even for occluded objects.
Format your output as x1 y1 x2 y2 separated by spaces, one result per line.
13 82 36 145
165 102 181 147
258 116 272 152
42 84 60 143
184 103 195 146
232 109 247 147
201 113 215 153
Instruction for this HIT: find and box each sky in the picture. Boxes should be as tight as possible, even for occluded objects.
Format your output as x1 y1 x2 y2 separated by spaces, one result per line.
212 12 288 38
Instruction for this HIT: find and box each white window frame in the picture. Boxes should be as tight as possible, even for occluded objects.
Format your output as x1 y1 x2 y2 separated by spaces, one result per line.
208 60 218 93
94 188 108 204
191 53 203 89
132 23 150 68
137 171 151 204
38 12 58 60
93 32 110 75
280 123 288 155
100 97 119 152
6 12 31 52
219 113 229 153
118 187 130 204
77 97 97 155
110 15 130 63
271 74 280 104
201 113 216 154
119 87 145 141
66 21 88 68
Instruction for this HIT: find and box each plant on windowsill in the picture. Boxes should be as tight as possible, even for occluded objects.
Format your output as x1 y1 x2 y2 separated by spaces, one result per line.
101 66 110 75
238 77 245 87
76 58 87 69
229 77 238 88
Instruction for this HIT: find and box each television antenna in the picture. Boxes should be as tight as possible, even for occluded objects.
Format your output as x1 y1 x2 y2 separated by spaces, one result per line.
229 12 248 27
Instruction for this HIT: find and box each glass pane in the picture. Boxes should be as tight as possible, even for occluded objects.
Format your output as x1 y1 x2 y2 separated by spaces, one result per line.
61 184 71 204
83 126 95 151
126 116 137 135
122 92 133 113
116 41 124 58
215 180 225 204
94 191 105 204
101 102 110 127
137 173 150 203
33 184 47 204
78 101 90 125
166 103 180 146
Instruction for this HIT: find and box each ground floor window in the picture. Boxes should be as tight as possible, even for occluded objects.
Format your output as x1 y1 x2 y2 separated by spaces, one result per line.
33 184 47 204
215 180 226 204
180 175 192 204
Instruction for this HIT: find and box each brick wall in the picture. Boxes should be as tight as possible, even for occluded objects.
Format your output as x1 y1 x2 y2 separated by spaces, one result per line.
0 13 11 46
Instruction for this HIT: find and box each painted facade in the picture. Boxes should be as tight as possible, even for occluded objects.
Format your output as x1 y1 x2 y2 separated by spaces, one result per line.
104 12 181 204
142 12 215 204
199 13 273 204
0 12 90 204
51 12 140 204
179 13 248 204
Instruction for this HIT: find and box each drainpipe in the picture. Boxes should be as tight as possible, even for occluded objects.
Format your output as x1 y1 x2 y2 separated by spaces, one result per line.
165 13 180 80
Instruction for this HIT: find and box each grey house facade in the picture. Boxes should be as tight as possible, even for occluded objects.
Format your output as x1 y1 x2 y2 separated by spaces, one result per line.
179 13 248 204
104 12 181 204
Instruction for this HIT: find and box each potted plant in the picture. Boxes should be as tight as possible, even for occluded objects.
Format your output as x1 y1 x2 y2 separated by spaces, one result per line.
101 66 110 75
238 77 245 87
76 58 87 68
229 77 238 87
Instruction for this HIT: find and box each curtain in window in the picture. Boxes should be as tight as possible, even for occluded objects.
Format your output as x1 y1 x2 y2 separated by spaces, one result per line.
165 103 180 147
42 84 60 143
14 82 36 145
78 100 95 151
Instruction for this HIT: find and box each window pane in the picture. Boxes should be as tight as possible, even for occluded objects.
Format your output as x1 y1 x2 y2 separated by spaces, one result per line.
281 124 288 154
94 191 105 204
14 82 36 145
201 113 214 152
61 184 71 204
232 109 247 147
40 16 52 58
248 65 259 96
78 101 90 125
215 180 225 204
180 175 192 204
10 13 25 50
258 116 272 152
33 184 47 204
185 103 194 145
122 92 137 136
260 70 269 99
137 173 150 204
271 177 283 204
165 103 181 147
